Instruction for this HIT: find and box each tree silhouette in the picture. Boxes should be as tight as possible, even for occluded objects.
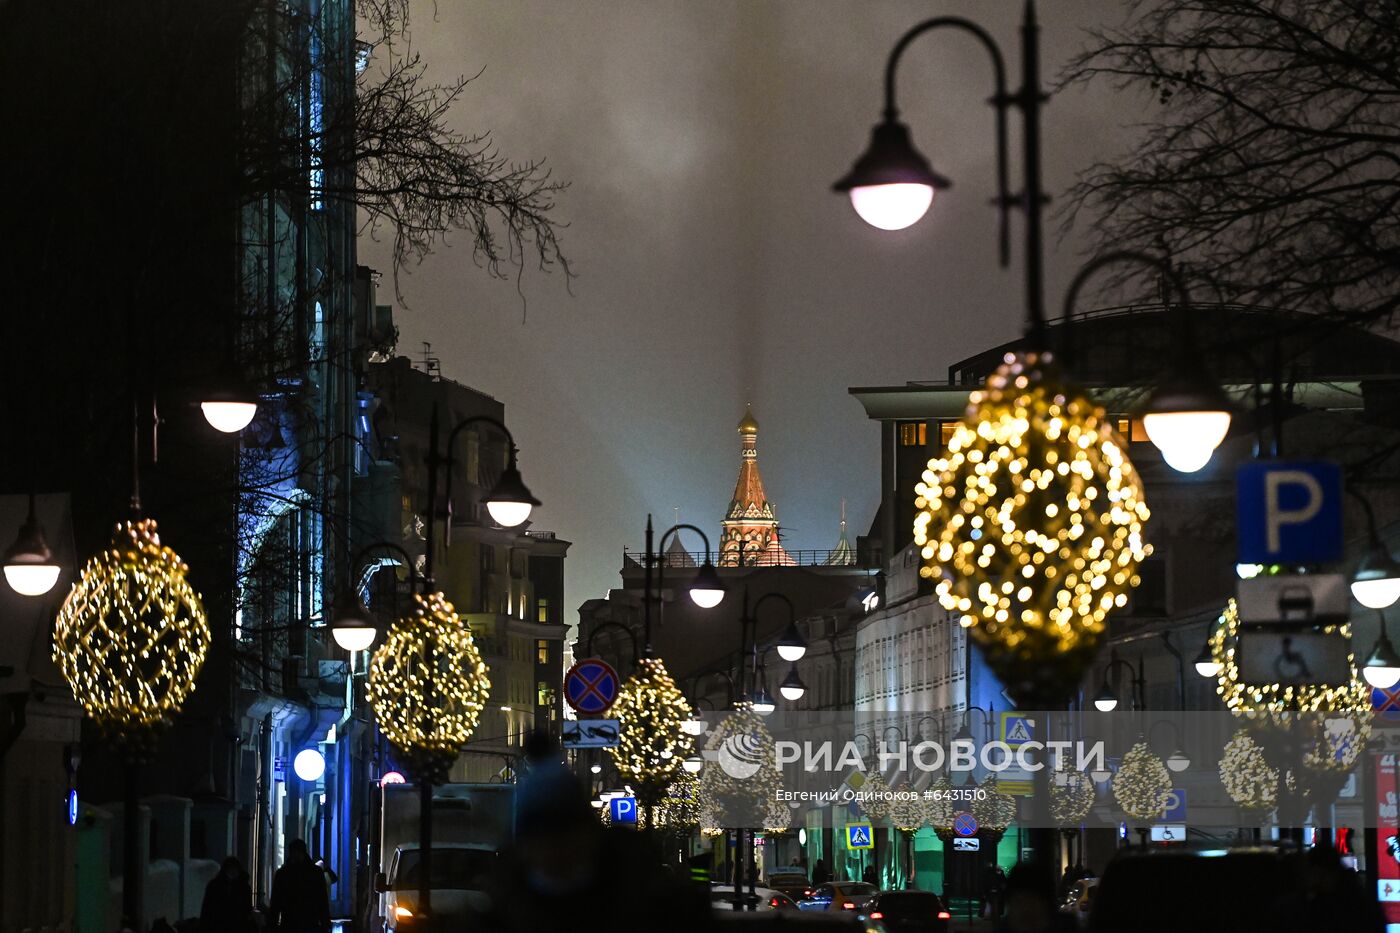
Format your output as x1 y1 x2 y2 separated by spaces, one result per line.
1067 0 1400 326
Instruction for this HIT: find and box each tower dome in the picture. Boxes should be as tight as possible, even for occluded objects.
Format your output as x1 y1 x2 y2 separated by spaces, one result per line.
738 405 759 436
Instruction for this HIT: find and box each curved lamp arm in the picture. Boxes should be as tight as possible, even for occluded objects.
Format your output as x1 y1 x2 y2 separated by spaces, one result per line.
883 17 1011 265
1059 250 1191 370
655 523 718 613
583 621 640 669
691 669 737 708
348 540 421 590
443 414 519 535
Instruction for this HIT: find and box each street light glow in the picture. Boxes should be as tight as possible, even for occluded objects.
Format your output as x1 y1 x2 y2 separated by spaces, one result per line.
3 496 59 596
1352 541 1400 609
201 399 258 434
293 748 326 782
848 184 935 231
688 561 726 608
1142 410 1232 473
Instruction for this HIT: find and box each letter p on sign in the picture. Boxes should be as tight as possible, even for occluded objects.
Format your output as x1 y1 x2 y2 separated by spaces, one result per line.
1236 461 1342 565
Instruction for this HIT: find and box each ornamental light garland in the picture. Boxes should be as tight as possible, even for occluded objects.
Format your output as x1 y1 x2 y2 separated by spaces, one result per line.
54 518 210 751
891 786 926 833
859 769 895 822
1113 742 1172 821
1219 729 1277 811
1051 768 1096 825
914 352 1150 704
368 591 490 780
699 703 783 829
926 776 958 840
973 775 1017 833
608 655 693 808
1209 599 1370 714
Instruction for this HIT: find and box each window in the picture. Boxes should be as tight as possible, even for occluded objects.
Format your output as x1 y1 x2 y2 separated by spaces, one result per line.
537 597 551 624
899 422 927 446
536 639 549 664
1114 417 1150 443
940 422 958 448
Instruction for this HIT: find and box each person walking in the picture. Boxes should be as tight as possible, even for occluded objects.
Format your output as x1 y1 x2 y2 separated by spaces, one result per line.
200 857 254 933
812 858 830 885
268 840 331 933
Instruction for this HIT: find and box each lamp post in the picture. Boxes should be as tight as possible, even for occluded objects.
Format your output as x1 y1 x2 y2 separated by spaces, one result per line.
331 541 423 653
639 516 726 653
377 405 540 921
1092 651 1145 713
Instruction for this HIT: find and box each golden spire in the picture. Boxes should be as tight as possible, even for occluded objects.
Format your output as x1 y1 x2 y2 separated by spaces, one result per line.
737 404 759 436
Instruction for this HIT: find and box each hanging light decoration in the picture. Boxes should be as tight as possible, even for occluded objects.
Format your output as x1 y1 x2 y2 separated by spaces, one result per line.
651 770 703 830
914 351 1151 704
54 519 210 752
608 656 693 805
368 591 490 780
1218 730 1278 812
698 703 782 830
1208 599 1370 714
891 788 926 834
1050 769 1096 825
859 769 895 823
972 775 1017 834
926 776 959 841
1112 742 1172 822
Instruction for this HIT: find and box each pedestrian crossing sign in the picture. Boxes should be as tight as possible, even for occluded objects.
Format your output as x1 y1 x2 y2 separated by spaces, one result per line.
845 822 874 850
1000 713 1034 747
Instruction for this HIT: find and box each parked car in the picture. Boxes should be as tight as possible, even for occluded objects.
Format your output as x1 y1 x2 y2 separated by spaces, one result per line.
765 868 812 901
800 882 878 912
711 884 799 912
1058 877 1098 928
861 890 952 932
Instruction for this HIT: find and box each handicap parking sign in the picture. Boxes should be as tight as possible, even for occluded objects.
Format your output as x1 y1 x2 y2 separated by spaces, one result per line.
845 822 874 849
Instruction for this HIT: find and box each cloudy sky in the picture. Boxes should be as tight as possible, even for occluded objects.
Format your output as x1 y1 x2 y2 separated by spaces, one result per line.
357 0 1145 616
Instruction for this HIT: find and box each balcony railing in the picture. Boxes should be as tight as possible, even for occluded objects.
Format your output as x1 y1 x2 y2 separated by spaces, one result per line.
622 547 864 568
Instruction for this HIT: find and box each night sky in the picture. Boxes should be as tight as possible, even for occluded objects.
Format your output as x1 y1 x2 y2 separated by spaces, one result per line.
356 0 1145 617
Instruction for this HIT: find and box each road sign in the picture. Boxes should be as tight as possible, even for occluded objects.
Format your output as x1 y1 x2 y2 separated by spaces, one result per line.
610 796 638 825
953 837 980 852
562 719 620 748
1000 713 1034 747
1150 824 1186 844
564 658 621 715
1237 574 1348 624
1237 630 1351 686
845 823 874 849
1163 788 1187 822
1236 460 1342 564
953 812 978 837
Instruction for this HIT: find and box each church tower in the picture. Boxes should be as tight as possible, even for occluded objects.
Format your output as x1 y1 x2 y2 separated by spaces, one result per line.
719 405 793 566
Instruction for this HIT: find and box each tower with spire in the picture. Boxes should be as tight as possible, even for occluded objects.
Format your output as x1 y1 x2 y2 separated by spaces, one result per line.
719 405 794 566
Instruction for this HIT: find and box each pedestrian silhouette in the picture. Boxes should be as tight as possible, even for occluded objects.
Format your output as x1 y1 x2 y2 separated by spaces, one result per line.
812 858 830 885
200 857 254 933
268 840 331 933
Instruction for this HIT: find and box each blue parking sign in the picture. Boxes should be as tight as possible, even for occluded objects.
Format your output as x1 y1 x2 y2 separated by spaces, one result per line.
1236 461 1342 564
1163 788 1187 822
610 796 638 825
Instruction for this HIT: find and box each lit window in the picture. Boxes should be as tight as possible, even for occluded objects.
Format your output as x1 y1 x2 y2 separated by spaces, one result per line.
899 422 927 446
537 596 551 624
537 639 549 664
940 422 958 448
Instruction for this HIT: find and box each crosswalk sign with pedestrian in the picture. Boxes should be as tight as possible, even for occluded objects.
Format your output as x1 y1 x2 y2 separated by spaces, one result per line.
1000 713 1034 747
845 822 874 849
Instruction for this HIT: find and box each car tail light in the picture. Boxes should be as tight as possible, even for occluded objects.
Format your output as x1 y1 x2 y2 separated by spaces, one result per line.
804 890 813 897
937 910 951 920
394 906 414 920
769 897 782 908
869 911 884 920
842 902 856 910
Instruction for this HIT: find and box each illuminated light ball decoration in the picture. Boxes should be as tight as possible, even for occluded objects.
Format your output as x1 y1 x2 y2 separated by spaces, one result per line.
926 776 959 841
1112 742 1172 822
972 775 1017 834
891 786 926 834
699 703 783 829
368 591 490 781
608 655 693 808
859 769 895 822
1051 769 1096 825
54 519 210 754
1219 729 1277 812
914 352 1151 704
1209 599 1370 714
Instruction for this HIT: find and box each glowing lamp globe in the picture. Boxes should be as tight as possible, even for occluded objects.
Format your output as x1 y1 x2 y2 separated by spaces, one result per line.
680 714 708 737
776 621 807 663
201 399 258 434
778 666 806 702
1195 658 1223 679
1166 750 1190 773
380 771 406 786
590 763 602 774
293 748 326 782
683 755 704 774
484 459 541 528
1093 695 1118 713
751 688 776 716
833 119 950 231
688 561 726 608
1142 410 1232 473
1363 630 1400 689
1352 542 1400 609
3 496 60 596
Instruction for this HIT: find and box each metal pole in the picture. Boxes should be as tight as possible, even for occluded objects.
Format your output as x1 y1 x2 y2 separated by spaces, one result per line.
643 515 654 651
418 404 440 919
1019 0 1047 347
124 760 143 933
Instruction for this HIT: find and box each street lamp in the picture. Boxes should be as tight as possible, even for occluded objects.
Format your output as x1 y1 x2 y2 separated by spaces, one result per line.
1094 651 1145 712
1138 374 1234 474
639 517 726 652
776 620 808 662
683 754 704 774
440 412 542 530
200 387 259 434
1363 612 1400 689
293 748 326 782
3 493 60 596
1194 639 1223 679
751 684 776 716
779 665 806 701
1346 490 1400 609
